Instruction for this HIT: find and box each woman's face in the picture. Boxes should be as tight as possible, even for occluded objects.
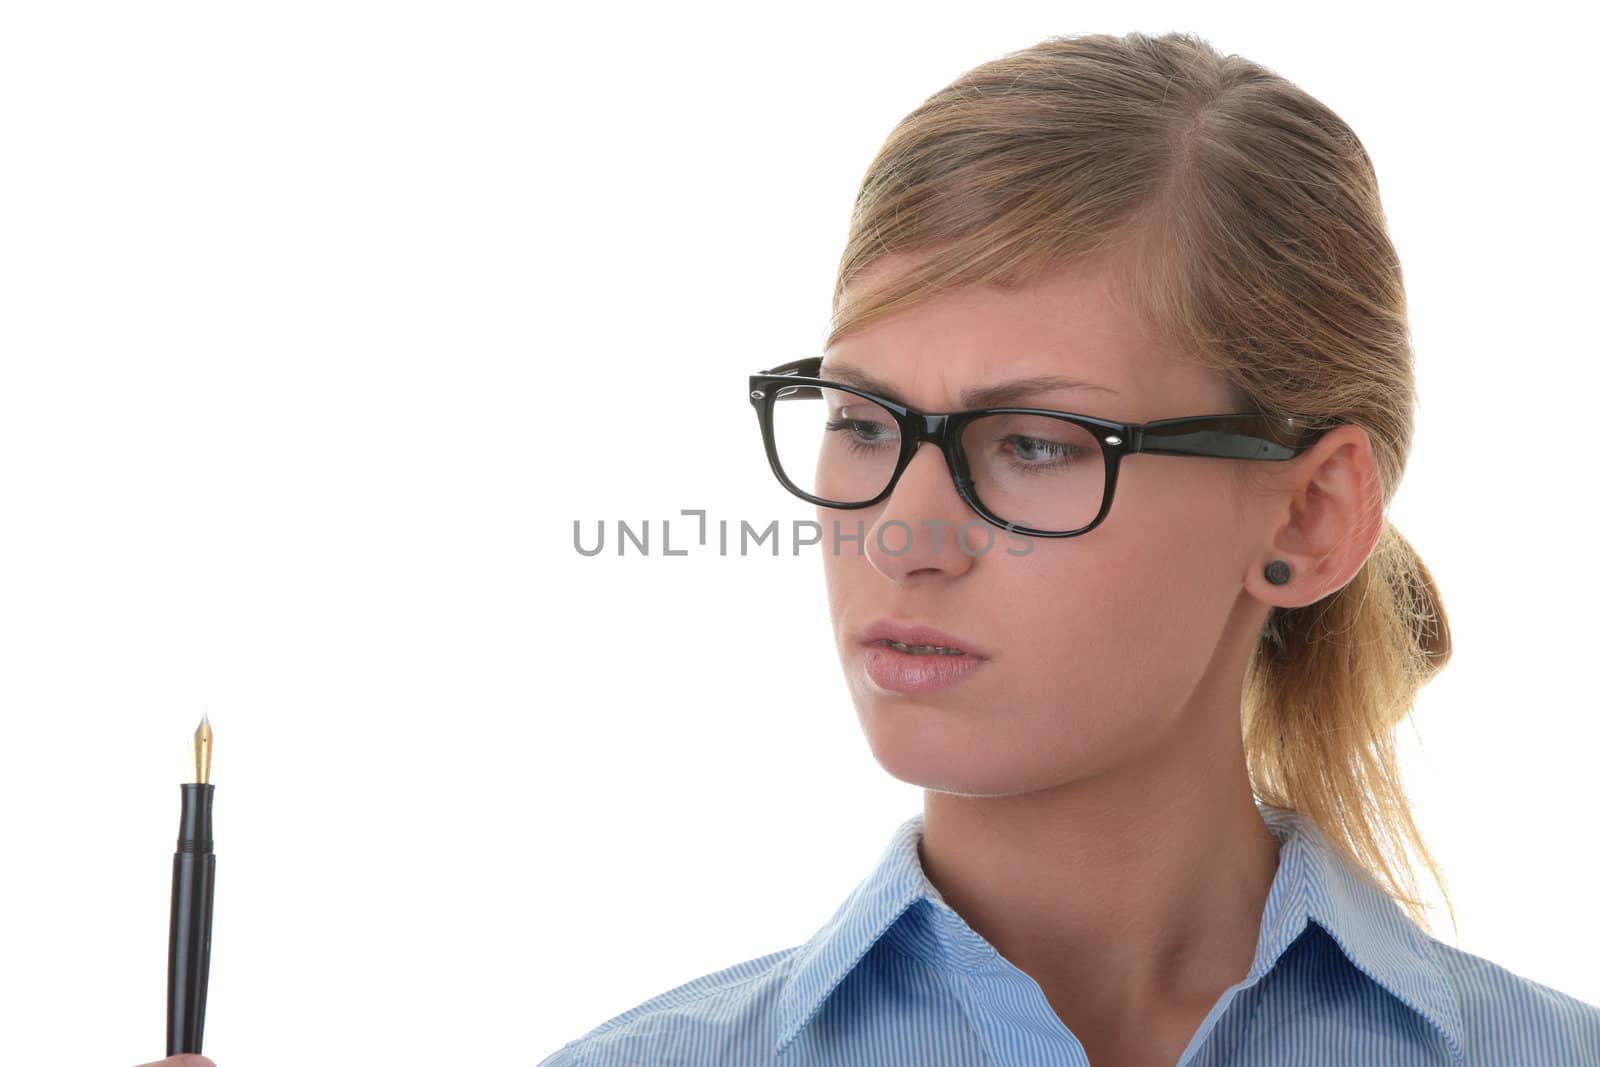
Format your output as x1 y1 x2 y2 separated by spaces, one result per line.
820 257 1273 798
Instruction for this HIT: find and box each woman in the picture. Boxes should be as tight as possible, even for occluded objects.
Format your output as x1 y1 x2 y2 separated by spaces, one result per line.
530 29 1597 1067
140 28 1598 1067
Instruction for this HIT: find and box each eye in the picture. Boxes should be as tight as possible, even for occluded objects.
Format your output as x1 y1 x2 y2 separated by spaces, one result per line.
824 401 898 446
825 416 892 439
965 413 1100 479
1009 435 1071 462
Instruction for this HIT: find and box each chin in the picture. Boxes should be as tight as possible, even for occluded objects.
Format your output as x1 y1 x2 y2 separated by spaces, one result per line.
856 701 1013 794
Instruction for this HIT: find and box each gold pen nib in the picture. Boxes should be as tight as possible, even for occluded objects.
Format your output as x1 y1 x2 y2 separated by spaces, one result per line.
192 713 213 785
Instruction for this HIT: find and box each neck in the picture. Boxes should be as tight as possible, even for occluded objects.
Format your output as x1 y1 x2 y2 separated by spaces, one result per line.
918 704 1282 1041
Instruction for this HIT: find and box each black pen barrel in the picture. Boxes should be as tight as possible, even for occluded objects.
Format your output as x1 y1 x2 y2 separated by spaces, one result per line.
167 783 215 1057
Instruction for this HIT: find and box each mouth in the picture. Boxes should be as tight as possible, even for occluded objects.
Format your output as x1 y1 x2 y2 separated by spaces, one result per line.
859 638 986 695
868 639 969 657
857 619 990 660
855 618 989 695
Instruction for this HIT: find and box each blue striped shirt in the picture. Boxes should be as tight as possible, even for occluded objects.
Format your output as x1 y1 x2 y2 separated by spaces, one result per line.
538 803 1600 1065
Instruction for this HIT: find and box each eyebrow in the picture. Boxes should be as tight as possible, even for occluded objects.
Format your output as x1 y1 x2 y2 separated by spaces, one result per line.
820 360 1120 408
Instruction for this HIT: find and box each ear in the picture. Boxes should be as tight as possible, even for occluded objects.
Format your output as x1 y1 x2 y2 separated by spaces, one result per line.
1248 424 1386 609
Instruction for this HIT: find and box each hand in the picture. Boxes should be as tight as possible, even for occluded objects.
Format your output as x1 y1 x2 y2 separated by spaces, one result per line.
134 1057 215 1067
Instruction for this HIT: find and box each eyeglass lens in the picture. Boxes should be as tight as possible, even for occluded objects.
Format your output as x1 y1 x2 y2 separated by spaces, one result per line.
770 385 1105 532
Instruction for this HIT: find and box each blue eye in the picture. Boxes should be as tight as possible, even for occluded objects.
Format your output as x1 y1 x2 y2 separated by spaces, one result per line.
1002 434 1086 468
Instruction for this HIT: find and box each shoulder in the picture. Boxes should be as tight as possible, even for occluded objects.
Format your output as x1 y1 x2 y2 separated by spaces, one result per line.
534 946 801 1067
1426 937 1600 1065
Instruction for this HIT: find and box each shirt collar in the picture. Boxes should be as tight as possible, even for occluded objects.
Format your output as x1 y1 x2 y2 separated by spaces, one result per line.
775 803 1464 1062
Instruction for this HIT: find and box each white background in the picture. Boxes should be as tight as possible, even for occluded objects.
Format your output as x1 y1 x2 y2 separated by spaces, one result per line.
2 3 1596 1064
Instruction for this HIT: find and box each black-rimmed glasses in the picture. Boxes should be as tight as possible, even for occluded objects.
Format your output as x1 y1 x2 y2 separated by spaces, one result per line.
748 356 1334 538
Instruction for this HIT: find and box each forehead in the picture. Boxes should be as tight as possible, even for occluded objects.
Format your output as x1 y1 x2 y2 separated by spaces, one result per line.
825 256 1221 416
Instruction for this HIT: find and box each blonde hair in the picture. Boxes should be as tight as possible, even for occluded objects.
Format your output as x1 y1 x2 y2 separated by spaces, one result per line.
828 31 1455 935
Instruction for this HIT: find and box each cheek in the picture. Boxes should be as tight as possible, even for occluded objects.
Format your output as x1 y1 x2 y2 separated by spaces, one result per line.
987 537 1219 722
988 551 1126 696
819 520 871 617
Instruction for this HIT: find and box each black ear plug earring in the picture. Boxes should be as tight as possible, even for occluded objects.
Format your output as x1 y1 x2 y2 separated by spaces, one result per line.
1265 560 1291 585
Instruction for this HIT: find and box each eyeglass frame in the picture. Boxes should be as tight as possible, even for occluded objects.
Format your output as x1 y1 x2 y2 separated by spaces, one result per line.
748 356 1338 539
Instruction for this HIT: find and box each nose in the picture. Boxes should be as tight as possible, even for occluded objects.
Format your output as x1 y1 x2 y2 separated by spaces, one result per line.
862 441 978 583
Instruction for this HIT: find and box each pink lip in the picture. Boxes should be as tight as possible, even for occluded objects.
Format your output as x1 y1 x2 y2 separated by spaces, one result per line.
857 618 989 695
